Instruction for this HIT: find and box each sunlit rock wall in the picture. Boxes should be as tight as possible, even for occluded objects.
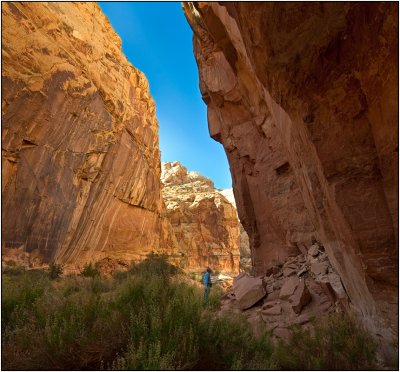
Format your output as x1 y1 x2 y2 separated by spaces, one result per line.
2 2 178 267
184 2 398 338
218 188 251 269
162 161 240 273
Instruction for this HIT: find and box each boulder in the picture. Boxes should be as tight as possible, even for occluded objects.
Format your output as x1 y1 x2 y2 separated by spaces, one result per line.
263 274 274 283
262 300 277 310
261 304 282 316
293 312 314 325
318 281 337 304
308 244 320 257
297 267 308 277
289 280 312 314
283 267 297 277
232 274 266 310
267 290 281 301
279 276 300 300
311 262 329 276
265 284 274 294
233 272 247 286
319 301 333 313
221 291 235 300
328 272 347 299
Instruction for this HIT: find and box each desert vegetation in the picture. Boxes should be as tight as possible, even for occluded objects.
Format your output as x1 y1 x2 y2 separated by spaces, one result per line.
2 255 380 370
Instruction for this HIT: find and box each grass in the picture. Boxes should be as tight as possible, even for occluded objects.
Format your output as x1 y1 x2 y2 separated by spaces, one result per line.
2 254 383 370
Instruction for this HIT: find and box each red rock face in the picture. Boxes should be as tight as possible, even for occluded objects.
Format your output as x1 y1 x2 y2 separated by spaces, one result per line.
161 162 240 273
2 3 177 267
184 2 398 338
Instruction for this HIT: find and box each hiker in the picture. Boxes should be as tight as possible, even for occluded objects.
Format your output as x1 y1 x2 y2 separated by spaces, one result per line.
203 267 212 304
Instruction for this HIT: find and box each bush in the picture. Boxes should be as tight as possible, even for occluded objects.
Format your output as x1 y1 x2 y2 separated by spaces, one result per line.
270 313 378 370
194 313 274 370
49 262 63 280
112 269 128 282
128 253 179 282
81 262 100 278
205 284 222 310
2 265 25 276
2 271 48 335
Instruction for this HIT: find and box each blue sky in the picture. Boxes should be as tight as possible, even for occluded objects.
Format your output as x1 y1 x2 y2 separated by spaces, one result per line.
99 2 232 189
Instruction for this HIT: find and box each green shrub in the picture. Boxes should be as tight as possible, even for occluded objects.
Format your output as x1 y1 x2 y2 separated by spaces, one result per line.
128 253 179 282
81 262 100 278
2 272 48 335
206 284 222 310
270 313 378 370
195 313 274 370
2 265 25 276
49 262 63 280
112 269 128 282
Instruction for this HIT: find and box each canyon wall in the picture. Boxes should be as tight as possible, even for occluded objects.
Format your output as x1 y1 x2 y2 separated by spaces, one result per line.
161 161 240 273
2 2 178 267
218 188 251 270
184 2 398 338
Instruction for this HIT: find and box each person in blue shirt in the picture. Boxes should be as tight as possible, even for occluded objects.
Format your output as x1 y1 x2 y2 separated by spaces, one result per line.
203 267 212 304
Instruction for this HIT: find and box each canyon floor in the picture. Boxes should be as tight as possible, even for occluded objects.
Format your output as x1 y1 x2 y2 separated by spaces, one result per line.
2 255 390 371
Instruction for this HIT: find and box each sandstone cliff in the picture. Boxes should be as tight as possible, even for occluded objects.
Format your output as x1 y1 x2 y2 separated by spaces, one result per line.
2 2 178 267
184 2 398 338
218 188 251 270
161 161 240 273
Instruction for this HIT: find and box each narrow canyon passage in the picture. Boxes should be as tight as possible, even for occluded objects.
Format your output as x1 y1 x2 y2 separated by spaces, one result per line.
2 1 398 355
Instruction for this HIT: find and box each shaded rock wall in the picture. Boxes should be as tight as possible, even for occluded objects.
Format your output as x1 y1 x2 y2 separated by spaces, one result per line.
162 162 240 273
2 2 178 267
184 2 398 338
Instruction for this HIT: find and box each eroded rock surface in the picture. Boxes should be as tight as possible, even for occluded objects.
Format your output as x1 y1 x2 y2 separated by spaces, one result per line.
2 3 178 267
161 161 240 272
184 2 398 338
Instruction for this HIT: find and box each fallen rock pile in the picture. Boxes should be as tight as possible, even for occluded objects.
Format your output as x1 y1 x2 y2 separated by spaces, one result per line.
219 242 349 341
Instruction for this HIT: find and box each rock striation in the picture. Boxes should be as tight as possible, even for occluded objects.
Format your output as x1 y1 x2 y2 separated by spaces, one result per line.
161 161 240 273
184 2 398 338
2 3 178 267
